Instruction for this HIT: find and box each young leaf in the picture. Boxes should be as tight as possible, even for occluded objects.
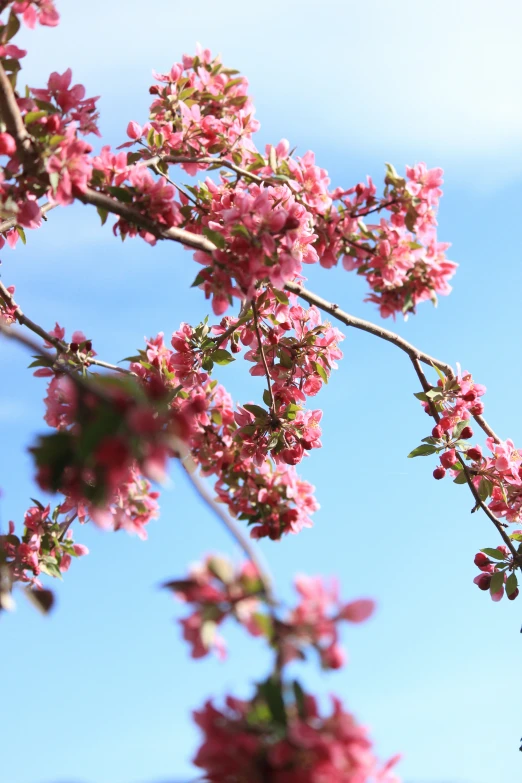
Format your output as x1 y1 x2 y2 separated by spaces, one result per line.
481 548 507 561
407 444 437 458
211 348 235 365
202 227 226 249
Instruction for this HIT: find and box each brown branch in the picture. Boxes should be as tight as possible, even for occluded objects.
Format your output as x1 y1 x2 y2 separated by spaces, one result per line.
285 280 454 375
252 297 275 412
0 62 34 166
457 454 519 560
285 281 501 444
0 202 55 234
410 351 518 561
77 188 216 253
0 281 131 375
181 464 276 606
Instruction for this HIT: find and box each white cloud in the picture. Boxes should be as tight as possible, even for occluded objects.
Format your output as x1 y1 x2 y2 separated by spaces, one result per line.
15 0 522 182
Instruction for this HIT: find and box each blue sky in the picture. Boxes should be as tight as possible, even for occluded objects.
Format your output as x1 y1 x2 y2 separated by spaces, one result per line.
1 1 522 782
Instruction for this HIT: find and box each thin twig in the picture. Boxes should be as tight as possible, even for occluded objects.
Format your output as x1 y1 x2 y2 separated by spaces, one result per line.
285 281 500 444
0 202 55 234
77 188 216 253
457 454 519 560
411 353 518 560
0 281 132 375
211 311 252 346
252 297 275 412
181 464 276 606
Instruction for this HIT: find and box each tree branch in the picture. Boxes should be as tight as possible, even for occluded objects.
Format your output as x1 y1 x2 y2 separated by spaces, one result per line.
285 281 502 444
0 202 55 234
0 281 131 375
181 464 276 606
77 188 216 253
252 297 275 412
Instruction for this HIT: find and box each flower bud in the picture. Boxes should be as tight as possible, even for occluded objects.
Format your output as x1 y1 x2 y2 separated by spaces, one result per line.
432 425 443 439
440 449 458 469
467 446 483 462
507 588 519 601
433 466 446 480
460 426 473 439
0 133 16 156
474 552 490 569
474 573 491 591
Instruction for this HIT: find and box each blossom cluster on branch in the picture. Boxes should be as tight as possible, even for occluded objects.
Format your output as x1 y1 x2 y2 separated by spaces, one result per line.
1 1 521 777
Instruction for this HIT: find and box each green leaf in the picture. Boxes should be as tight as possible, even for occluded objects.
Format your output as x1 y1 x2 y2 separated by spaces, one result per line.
431 362 447 382
292 680 306 719
258 676 286 727
452 420 471 438
191 270 208 288
510 532 522 542
96 207 108 226
506 572 518 596
5 11 21 42
207 556 234 584
273 288 289 305
24 110 48 125
251 612 273 640
314 362 328 384
39 561 63 580
490 571 505 596
211 409 222 426
243 403 267 419
413 391 429 401
108 186 133 203
453 471 467 484
481 548 507 561
262 389 272 407
202 226 226 249
407 444 437 458
200 620 217 649
478 478 493 502
49 171 60 192
211 348 235 365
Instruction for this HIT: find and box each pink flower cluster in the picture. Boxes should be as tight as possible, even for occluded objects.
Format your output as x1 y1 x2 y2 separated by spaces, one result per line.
409 367 522 600
106 47 455 318
165 555 265 659
473 543 520 602
9 1 59 28
279 575 375 670
167 555 375 671
193 690 400 783
129 314 325 540
32 353 174 525
0 500 87 590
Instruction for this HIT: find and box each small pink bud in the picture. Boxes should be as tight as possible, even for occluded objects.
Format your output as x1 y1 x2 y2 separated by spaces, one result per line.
0 133 16 156
432 425 443 439
433 466 446 480
470 402 484 415
440 449 457 469
462 390 476 402
474 552 490 569
467 446 483 462
460 426 473 439
126 121 142 140
474 573 491 591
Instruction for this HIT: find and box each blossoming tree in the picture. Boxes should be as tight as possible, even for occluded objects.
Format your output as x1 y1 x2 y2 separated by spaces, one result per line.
1 2 521 780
